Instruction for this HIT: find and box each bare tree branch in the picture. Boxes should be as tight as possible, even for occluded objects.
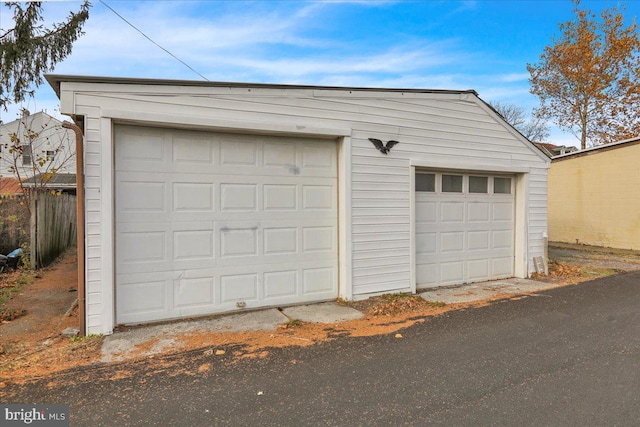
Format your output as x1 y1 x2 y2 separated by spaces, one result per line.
491 101 550 142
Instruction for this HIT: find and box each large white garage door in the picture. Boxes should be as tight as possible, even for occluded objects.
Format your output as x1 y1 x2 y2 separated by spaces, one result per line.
115 125 338 324
416 171 514 288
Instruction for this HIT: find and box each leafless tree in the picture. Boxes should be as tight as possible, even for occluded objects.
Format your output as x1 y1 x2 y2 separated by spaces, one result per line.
491 101 550 142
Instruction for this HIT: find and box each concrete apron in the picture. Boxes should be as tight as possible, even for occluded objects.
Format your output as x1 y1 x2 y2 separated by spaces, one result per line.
101 277 554 362
418 277 560 304
101 302 363 362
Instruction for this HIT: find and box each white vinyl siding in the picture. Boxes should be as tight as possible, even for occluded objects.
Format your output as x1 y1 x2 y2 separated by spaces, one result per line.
60 81 548 334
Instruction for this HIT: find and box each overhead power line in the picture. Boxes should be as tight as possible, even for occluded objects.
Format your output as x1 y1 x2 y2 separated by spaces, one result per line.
99 0 209 81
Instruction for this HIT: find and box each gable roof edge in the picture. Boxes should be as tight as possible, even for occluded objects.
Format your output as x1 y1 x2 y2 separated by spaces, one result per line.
470 95 551 166
45 74 478 99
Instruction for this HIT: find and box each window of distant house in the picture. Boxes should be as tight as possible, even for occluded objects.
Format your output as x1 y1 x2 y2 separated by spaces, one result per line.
415 173 435 192
22 145 32 165
441 174 463 193
46 151 55 161
494 177 512 194
469 176 488 193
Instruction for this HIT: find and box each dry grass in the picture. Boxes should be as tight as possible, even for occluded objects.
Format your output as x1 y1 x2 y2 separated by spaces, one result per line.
0 269 34 322
531 259 618 284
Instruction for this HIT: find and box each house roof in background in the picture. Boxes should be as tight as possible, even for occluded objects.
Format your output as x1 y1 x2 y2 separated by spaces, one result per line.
0 110 61 127
0 177 24 197
22 173 76 189
532 142 557 158
533 142 579 159
552 136 640 162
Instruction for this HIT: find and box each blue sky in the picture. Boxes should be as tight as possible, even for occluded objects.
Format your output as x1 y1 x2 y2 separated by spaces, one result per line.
2 0 640 147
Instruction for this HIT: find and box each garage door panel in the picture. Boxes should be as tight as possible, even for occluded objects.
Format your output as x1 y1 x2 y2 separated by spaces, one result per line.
303 267 336 294
492 257 513 277
116 128 166 162
264 184 297 210
441 232 464 252
302 143 335 169
116 278 171 323
175 277 215 308
264 270 298 299
220 273 259 303
416 263 437 287
118 221 216 273
173 182 215 212
440 202 465 222
220 227 258 257
220 183 258 211
263 141 297 166
467 202 490 222
468 231 490 250
493 230 514 249
117 231 167 265
220 139 258 166
173 229 215 261
302 185 335 210
172 134 215 165
302 226 335 253
492 202 514 221
117 181 166 213
116 126 338 324
467 259 489 280
264 227 298 255
440 261 464 284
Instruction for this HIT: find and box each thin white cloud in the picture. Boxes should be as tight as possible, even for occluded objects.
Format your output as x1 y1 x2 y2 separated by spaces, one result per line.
48 1 468 86
496 73 530 83
478 86 532 101
447 0 478 17
216 41 461 79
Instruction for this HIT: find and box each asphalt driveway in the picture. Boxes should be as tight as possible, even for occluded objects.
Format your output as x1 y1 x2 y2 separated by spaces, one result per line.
3 270 639 426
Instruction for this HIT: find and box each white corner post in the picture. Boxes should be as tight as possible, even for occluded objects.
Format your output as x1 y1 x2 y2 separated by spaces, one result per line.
338 135 353 300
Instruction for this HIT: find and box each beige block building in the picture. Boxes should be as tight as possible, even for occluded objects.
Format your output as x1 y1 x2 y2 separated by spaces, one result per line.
549 137 640 250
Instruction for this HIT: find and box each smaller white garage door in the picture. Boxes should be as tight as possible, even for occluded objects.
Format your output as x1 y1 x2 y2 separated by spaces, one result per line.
115 126 338 324
416 171 514 288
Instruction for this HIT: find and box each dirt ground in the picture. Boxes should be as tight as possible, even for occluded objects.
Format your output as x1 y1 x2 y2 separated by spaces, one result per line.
1 248 78 342
549 242 640 272
1 242 638 387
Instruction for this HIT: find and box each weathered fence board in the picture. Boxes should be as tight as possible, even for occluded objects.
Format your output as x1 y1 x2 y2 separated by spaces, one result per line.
30 191 77 268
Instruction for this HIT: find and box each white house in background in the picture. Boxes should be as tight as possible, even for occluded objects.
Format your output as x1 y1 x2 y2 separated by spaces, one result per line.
0 111 76 181
47 75 550 336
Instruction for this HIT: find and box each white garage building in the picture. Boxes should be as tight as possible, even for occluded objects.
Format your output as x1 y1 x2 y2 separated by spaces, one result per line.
47 75 549 335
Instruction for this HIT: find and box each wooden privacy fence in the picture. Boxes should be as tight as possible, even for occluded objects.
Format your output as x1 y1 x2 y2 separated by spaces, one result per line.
30 191 77 268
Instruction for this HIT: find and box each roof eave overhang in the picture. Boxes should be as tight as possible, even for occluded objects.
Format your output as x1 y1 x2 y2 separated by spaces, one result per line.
45 74 478 99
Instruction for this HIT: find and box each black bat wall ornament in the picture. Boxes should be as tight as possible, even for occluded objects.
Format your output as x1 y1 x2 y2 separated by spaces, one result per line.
368 138 399 154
